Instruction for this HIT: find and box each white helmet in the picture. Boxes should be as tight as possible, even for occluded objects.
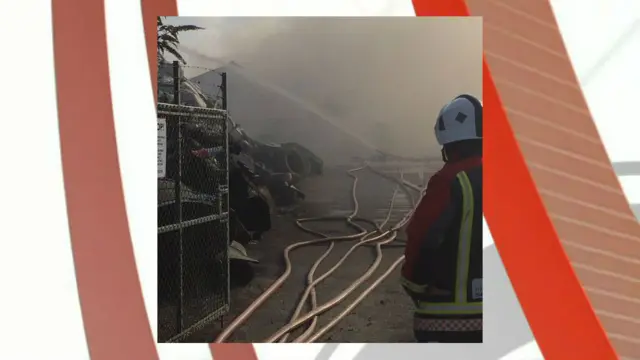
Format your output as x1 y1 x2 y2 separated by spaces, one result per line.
434 94 483 145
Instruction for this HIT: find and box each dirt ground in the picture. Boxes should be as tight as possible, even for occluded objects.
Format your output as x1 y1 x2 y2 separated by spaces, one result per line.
185 160 441 343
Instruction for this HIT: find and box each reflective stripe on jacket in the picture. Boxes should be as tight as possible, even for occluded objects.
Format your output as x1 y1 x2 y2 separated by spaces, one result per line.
401 156 482 317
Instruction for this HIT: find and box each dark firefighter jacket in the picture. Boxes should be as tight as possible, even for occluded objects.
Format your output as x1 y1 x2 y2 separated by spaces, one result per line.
401 155 482 319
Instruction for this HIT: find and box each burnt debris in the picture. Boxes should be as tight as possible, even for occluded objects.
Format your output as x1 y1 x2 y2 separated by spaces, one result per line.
158 71 323 249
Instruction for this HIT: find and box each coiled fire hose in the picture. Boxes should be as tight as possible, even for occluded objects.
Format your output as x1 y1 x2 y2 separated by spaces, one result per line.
213 163 424 343
283 168 419 343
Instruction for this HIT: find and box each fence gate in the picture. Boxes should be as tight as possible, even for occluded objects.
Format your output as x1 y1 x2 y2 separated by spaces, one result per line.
157 102 230 343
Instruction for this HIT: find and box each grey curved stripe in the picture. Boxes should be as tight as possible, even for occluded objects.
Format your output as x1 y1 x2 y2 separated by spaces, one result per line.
612 162 640 177
580 20 640 86
612 162 640 220
353 245 534 360
313 344 341 360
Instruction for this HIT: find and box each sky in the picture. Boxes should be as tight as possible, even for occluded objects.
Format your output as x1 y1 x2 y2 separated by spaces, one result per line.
162 17 482 157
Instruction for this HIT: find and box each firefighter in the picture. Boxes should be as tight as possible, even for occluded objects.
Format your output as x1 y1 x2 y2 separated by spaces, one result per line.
401 94 483 343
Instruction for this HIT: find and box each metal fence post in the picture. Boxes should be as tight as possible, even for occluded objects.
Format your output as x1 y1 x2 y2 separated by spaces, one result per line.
221 72 227 111
172 60 184 333
220 71 230 328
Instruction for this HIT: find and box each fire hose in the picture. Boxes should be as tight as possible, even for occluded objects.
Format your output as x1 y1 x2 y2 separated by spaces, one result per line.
213 163 425 343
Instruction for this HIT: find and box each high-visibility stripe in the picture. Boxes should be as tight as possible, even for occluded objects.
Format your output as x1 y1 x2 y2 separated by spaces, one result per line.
415 171 479 316
415 302 482 315
454 171 474 303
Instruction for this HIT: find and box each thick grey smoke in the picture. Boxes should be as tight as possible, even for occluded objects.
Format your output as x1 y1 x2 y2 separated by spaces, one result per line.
164 17 482 158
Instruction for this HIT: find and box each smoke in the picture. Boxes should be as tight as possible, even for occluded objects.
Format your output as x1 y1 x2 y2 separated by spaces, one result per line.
164 17 482 158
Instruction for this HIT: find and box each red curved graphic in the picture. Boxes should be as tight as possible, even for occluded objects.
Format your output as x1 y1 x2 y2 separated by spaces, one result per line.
412 0 618 359
52 0 158 359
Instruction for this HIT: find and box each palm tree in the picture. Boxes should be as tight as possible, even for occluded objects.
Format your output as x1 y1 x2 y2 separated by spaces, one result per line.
157 16 203 64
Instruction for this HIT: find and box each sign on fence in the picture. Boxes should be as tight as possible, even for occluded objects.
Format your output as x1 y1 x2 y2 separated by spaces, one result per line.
158 118 167 178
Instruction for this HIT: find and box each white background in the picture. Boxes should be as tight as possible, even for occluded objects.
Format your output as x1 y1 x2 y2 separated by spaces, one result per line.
0 0 637 359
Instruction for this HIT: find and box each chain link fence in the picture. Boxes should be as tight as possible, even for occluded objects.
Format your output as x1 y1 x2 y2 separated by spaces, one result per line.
157 61 230 343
